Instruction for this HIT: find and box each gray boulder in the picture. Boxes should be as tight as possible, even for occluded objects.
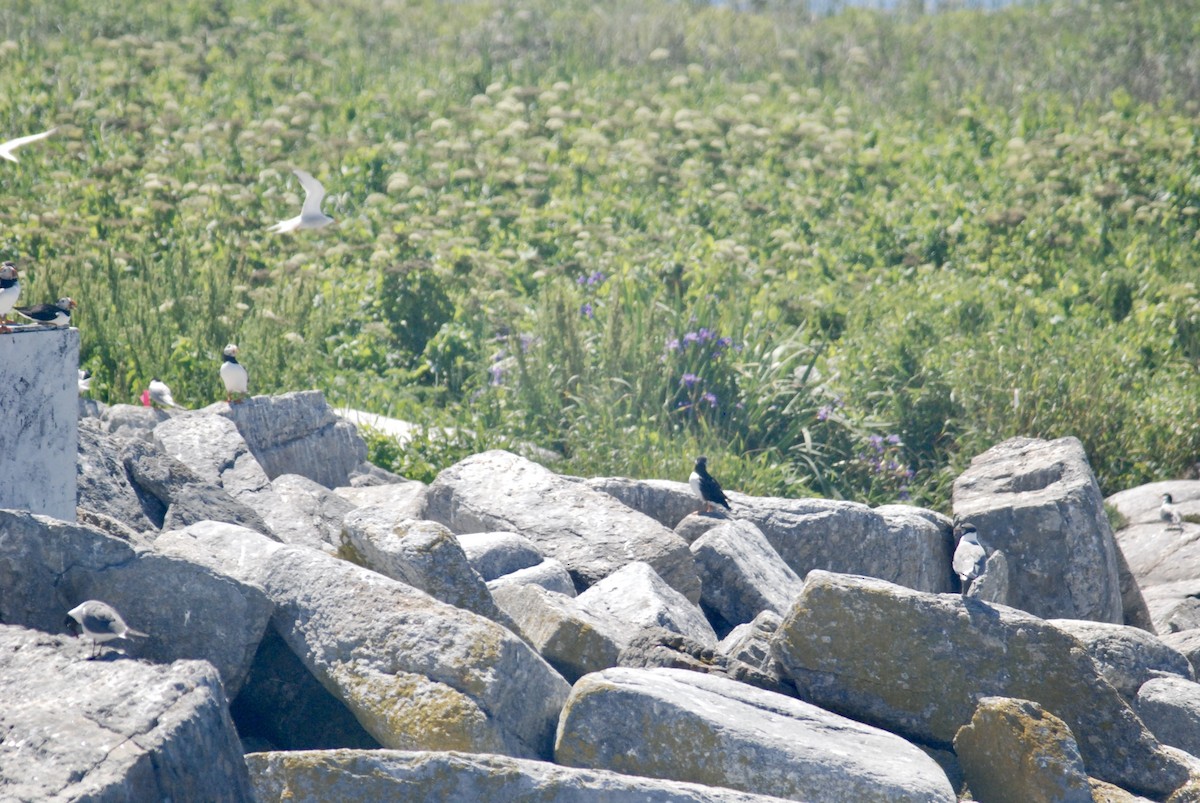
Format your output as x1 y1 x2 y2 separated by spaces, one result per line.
618 627 793 697
213 390 368 489
575 562 716 646
255 473 356 554
487 558 578 597
1049 619 1193 700
0 511 271 697
0 625 253 802
100 402 170 441
586 477 702 529
1135 677 1200 759
491 584 624 683
156 523 570 759
675 511 733 545
770 570 1188 796
340 513 504 621
77 419 161 532
425 450 701 601
154 411 272 500
954 697 1093 803
690 519 804 629
1138 579 1200 635
555 667 956 803
1162 630 1200 680
458 531 546 581
246 749 799 803
333 479 427 515
952 436 1124 622
718 610 789 683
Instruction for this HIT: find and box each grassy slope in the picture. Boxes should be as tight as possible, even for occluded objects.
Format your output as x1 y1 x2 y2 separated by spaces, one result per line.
2 0 1198 508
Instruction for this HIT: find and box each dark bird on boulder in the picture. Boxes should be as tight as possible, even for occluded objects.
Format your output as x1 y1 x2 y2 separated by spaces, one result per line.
15 296 75 327
689 456 731 513
65 600 148 659
952 522 987 597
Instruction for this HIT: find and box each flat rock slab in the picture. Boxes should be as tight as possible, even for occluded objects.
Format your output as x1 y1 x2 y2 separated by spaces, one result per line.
492 584 624 683
554 667 956 803
487 557 578 597
246 749 798 803
333 479 428 516
0 510 271 697
1136 676 1200 759
690 519 804 628
425 450 701 601
575 562 716 646
952 436 1124 622
586 477 703 529
156 522 570 759
0 625 253 802
457 531 546 581
255 473 355 554
1048 619 1193 700
771 571 1188 797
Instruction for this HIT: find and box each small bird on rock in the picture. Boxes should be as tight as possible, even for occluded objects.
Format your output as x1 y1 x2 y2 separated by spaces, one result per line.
268 169 334 233
64 600 148 659
15 296 75 327
148 377 179 408
1161 493 1184 530
953 522 987 597
78 369 91 394
0 262 20 333
0 128 56 163
220 343 248 402
689 456 731 514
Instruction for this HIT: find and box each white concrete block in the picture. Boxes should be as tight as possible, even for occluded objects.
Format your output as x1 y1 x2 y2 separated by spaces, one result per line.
0 327 79 520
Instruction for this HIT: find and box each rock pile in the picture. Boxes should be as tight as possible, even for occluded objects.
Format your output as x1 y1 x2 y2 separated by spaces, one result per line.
0 398 1196 801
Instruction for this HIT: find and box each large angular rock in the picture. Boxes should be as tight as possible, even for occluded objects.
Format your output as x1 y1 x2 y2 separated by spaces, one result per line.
690 519 804 629
1049 619 1193 700
952 436 1124 622
1162 630 1200 680
123 437 273 536
586 477 702 529
0 511 272 696
575 562 716 645
214 390 368 489
491 584 624 683
254 473 355 554
0 625 253 801
954 697 1093 803
555 667 956 803
617 628 793 697
425 451 701 601
718 610 790 685
76 419 161 532
246 749 799 803
156 523 570 759
457 531 546 581
716 495 955 593
99 402 170 441
1141 579 1200 635
487 557 578 597
154 411 272 500
1136 677 1200 758
771 571 1188 796
333 479 428 514
340 513 503 621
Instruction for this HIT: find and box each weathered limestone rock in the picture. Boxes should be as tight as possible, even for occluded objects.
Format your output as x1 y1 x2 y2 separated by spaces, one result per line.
123 437 273 536
457 531 546 581
340 513 503 621
586 477 702 529
214 390 368 489
425 451 701 601
1136 677 1200 759
718 610 790 685
1139 579 1200 635
952 436 1124 622
155 412 272 499
555 667 956 803
953 697 1093 803
0 625 253 801
0 511 271 696
156 522 570 759
1107 480 1200 533
1162 630 1200 680
675 511 733 545
333 479 428 515
618 628 793 697
487 558 578 597
576 562 716 645
771 571 1189 796
253 473 355 554
966 548 1010 603
100 402 170 441
690 519 804 629
491 584 624 683
246 749 799 803
77 419 161 532
1049 619 1193 700
717 496 955 593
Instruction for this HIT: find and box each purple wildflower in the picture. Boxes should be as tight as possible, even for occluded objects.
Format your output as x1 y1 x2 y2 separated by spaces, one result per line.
680 373 699 389
702 391 718 407
886 434 901 445
581 302 594 318
868 434 885 453
817 405 832 421
489 363 505 386
683 331 700 345
666 338 681 351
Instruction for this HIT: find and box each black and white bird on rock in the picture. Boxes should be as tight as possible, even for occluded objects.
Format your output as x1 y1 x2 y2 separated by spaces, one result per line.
690 456 731 514
952 522 987 597
64 600 148 659
15 296 75 327
1161 493 1184 530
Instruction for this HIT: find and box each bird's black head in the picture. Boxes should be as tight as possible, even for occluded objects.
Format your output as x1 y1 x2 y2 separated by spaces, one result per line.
955 522 977 538
695 456 708 467
63 614 80 636
1164 493 1175 504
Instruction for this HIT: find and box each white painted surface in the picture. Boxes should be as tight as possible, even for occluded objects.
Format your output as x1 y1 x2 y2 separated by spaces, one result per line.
0 326 78 520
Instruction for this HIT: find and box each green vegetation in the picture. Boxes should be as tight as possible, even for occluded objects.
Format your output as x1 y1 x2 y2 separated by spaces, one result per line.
3 0 1199 509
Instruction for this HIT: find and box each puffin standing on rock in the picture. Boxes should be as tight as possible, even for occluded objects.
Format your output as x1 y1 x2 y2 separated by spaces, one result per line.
690 456 731 514
220 343 249 403
0 262 20 332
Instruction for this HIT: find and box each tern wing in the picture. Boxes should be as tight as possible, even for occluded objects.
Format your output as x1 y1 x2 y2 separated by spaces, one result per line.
0 128 57 160
294 169 327 217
